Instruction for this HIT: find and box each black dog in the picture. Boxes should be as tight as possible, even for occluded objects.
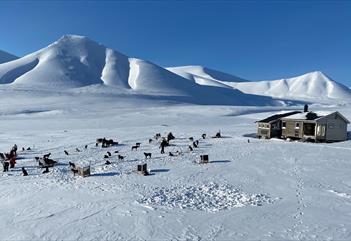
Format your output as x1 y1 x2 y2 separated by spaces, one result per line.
169 152 175 157
107 151 111 156
104 155 109 159
167 132 175 142
193 142 198 148
105 160 111 165
34 156 40 161
131 145 139 151
114 150 119 153
84 145 88 149
71 168 78 176
76 148 81 152
27 147 31 151
69 162 76 168
64 150 69 155
202 134 206 139
136 143 141 147
22 147 25 151
148 139 153 144
189 145 193 151
144 152 152 159
22 167 28 176
189 137 194 141
118 155 125 161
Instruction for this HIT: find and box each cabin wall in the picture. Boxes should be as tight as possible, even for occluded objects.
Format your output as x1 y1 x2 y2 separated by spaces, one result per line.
282 120 303 139
317 113 348 141
257 122 271 139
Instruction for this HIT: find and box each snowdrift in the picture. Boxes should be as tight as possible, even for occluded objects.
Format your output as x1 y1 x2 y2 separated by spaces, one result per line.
0 35 279 106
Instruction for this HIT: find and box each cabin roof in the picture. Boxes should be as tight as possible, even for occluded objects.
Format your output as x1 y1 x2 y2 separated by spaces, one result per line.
257 111 301 123
282 111 350 123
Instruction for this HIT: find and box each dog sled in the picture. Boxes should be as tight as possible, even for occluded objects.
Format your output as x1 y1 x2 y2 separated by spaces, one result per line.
137 163 149 176
200 155 209 164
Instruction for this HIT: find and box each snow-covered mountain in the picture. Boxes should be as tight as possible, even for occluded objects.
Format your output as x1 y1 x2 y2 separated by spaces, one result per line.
166 66 248 89
0 50 18 64
224 71 351 101
0 35 279 106
0 35 349 105
168 66 351 102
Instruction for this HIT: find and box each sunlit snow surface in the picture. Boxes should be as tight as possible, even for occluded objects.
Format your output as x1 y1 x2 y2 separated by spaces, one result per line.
139 182 275 212
0 87 350 240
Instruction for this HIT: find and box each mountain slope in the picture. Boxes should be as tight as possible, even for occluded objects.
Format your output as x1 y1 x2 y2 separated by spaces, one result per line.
0 50 18 64
168 66 351 102
223 71 351 101
167 65 248 89
0 35 279 106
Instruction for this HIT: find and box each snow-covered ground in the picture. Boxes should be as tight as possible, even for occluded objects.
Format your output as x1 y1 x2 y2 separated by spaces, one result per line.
1 88 351 240
1 34 351 240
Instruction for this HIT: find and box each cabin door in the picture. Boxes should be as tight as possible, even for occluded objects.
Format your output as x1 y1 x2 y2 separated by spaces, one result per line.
303 123 316 136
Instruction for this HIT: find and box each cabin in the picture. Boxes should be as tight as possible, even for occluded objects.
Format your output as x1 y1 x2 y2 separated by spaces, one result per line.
256 111 301 139
281 111 349 142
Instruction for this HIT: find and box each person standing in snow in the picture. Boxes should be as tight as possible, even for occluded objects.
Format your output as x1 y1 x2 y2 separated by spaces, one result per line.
9 157 16 169
160 138 168 154
3 161 9 172
11 144 18 156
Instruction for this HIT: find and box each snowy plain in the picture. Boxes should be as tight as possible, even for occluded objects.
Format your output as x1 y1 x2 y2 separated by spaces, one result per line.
0 35 351 240
0 88 351 240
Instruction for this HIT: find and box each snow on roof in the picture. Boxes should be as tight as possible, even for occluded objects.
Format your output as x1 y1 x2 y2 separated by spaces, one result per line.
282 111 335 120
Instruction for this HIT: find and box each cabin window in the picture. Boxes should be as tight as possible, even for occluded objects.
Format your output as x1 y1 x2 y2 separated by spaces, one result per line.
282 122 286 129
258 123 269 129
317 125 326 136
295 123 300 129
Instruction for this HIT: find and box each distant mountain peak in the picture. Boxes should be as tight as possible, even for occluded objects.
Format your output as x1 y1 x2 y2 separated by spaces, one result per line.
0 35 278 106
0 50 18 64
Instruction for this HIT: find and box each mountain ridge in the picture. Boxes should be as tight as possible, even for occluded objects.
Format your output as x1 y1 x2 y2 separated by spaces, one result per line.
167 66 351 101
0 50 18 64
0 34 279 106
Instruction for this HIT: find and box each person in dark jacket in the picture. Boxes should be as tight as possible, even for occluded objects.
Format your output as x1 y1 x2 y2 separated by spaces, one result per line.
3 162 9 172
11 144 18 156
160 138 169 154
9 158 16 168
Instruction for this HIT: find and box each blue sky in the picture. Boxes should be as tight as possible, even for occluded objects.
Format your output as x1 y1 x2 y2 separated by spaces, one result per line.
0 1 350 85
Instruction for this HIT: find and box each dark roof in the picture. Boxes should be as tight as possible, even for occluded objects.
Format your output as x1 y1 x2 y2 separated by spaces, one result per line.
257 111 301 123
